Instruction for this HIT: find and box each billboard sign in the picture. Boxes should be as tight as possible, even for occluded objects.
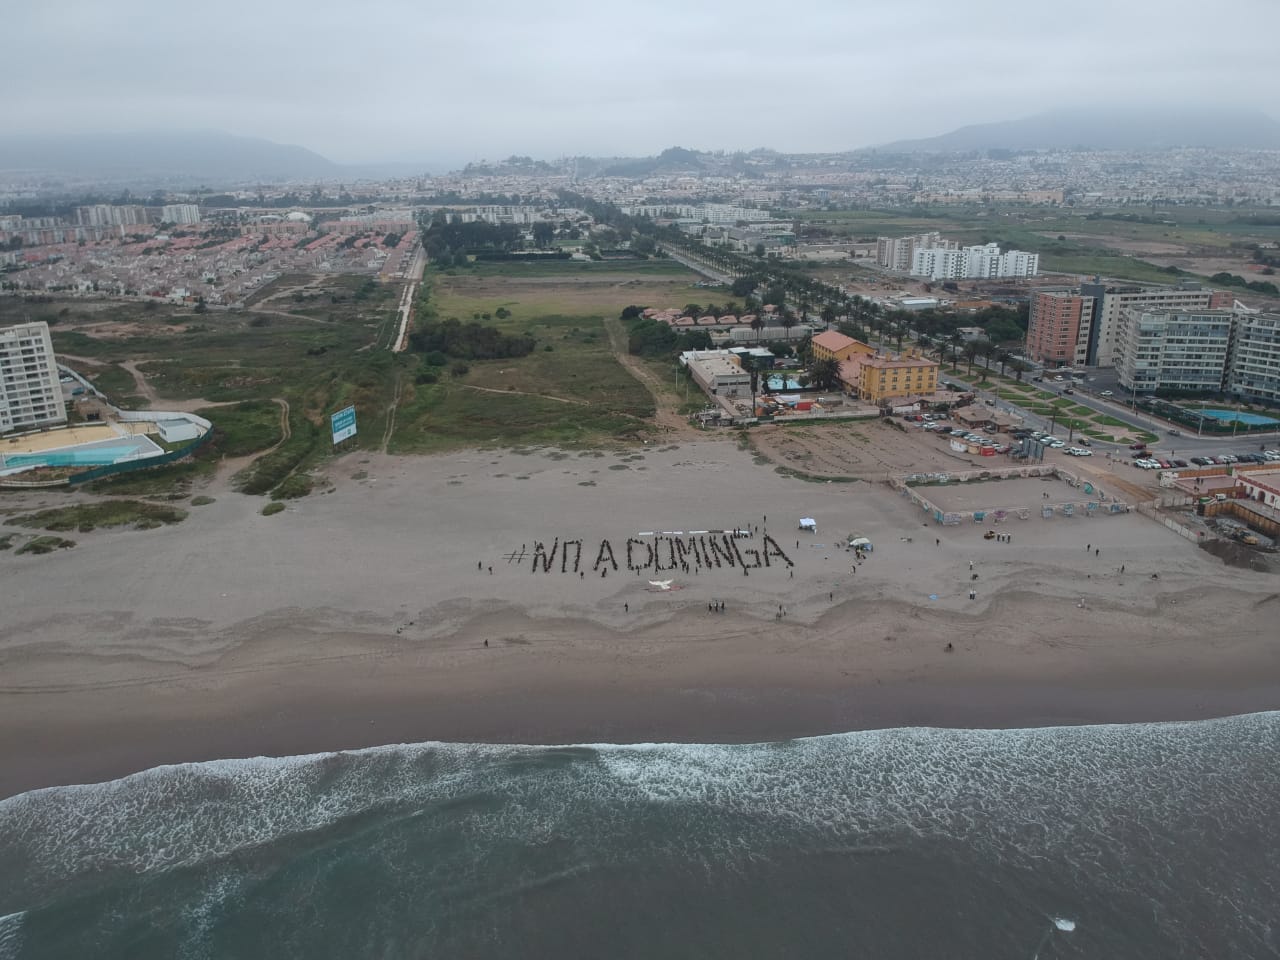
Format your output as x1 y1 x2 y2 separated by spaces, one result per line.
331 405 357 444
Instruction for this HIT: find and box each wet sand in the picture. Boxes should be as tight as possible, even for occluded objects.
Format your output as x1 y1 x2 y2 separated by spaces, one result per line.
2 442 1278 798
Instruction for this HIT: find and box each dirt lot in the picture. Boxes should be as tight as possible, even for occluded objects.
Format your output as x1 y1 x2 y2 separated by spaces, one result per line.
921 475 1078 514
747 419 1165 503
748 419 981 480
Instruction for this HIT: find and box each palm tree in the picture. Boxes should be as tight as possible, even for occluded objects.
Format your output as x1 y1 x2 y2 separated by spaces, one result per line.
963 341 980 374
780 310 799 342
749 314 765 342
977 339 997 372
996 350 1012 376
1008 359 1031 382
809 357 842 391
949 331 964 370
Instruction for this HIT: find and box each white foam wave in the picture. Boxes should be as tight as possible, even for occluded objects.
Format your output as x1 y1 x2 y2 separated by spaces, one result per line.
0 911 24 960
2 712 1276 911
1052 917 1076 932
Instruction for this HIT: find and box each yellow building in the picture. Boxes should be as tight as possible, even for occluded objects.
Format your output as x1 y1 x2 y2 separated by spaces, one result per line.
810 330 874 364
839 355 939 404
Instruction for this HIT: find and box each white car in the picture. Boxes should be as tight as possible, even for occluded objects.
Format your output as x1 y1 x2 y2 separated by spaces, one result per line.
1053 375 1065 382
1100 390 1113 397
1047 439 1066 448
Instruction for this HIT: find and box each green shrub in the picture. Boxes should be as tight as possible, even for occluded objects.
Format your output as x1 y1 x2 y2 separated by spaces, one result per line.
261 502 286 516
16 536 76 555
270 473 314 500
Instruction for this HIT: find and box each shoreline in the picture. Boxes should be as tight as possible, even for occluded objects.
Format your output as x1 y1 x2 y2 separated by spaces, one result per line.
3 600 1279 799
6 674 1279 800
3 443 1279 799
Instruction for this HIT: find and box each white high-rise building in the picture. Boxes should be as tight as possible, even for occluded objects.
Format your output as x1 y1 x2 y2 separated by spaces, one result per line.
876 232 952 270
1227 312 1280 404
1114 309 1236 394
0 321 66 434
161 204 201 225
1079 282 1237 367
75 204 147 227
909 243 1039 281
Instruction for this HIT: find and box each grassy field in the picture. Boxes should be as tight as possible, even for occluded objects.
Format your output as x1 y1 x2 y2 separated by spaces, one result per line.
430 260 716 321
388 260 707 452
2 279 412 498
4 258 712 488
793 204 1280 289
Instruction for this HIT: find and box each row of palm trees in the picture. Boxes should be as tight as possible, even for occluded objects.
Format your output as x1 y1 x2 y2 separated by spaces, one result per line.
637 217 1034 372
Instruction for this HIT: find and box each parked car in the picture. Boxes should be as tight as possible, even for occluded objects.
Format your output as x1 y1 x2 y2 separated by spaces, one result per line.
1130 442 1147 450
1063 388 1075 395
1100 390 1114 397
1173 459 1188 468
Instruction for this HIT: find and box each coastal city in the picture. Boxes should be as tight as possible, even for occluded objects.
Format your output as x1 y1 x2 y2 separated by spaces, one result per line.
3 0 1280 951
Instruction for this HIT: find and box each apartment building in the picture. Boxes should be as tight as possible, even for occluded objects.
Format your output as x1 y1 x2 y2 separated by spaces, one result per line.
75 204 148 228
1079 282 1235 367
839 354 939 404
161 204 201 225
910 243 1040 281
1226 312 1280 404
875 232 952 270
0 321 67 434
810 330 874 364
1113 309 1236 394
1026 290 1096 367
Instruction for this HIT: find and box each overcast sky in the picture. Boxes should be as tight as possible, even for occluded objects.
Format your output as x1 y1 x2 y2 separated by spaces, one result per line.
11 0 1279 166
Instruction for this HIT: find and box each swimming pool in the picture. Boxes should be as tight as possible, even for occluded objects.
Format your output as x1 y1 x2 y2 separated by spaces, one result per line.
1194 409 1280 427
1 437 163 468
766 376 803 391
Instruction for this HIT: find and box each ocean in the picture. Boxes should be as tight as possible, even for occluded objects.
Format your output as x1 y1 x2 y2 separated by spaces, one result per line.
1 713 1277 959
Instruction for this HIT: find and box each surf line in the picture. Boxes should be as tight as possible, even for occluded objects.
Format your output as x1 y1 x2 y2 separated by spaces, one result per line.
525 533 794 576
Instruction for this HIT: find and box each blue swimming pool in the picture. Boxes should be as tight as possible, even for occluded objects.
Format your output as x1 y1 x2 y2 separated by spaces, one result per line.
1194 409 1280 427
2 438 162 468
766 376 803 391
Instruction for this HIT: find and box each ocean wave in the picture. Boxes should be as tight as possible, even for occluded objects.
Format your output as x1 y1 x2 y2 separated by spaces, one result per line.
1 713 1277 958
0 911 24 960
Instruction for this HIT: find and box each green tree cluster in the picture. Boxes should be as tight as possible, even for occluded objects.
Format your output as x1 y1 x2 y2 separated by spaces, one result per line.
408 318 536 360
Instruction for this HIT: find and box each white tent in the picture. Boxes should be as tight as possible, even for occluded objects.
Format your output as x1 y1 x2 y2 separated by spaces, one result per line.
799 518 817 532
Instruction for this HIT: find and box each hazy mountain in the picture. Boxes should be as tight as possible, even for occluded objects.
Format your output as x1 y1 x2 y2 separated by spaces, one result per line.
0 131 341 183
872 107 1280 153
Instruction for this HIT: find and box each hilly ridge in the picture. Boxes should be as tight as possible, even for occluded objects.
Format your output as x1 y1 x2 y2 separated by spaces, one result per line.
873 107 1280 153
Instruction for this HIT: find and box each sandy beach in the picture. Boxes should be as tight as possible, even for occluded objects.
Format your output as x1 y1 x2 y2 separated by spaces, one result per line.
2 440 1278 798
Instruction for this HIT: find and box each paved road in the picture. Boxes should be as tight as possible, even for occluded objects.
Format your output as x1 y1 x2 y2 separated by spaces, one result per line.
657 246 734 285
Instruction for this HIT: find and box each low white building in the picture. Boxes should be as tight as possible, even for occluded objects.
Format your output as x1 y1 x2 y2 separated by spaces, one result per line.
679 350 751 398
